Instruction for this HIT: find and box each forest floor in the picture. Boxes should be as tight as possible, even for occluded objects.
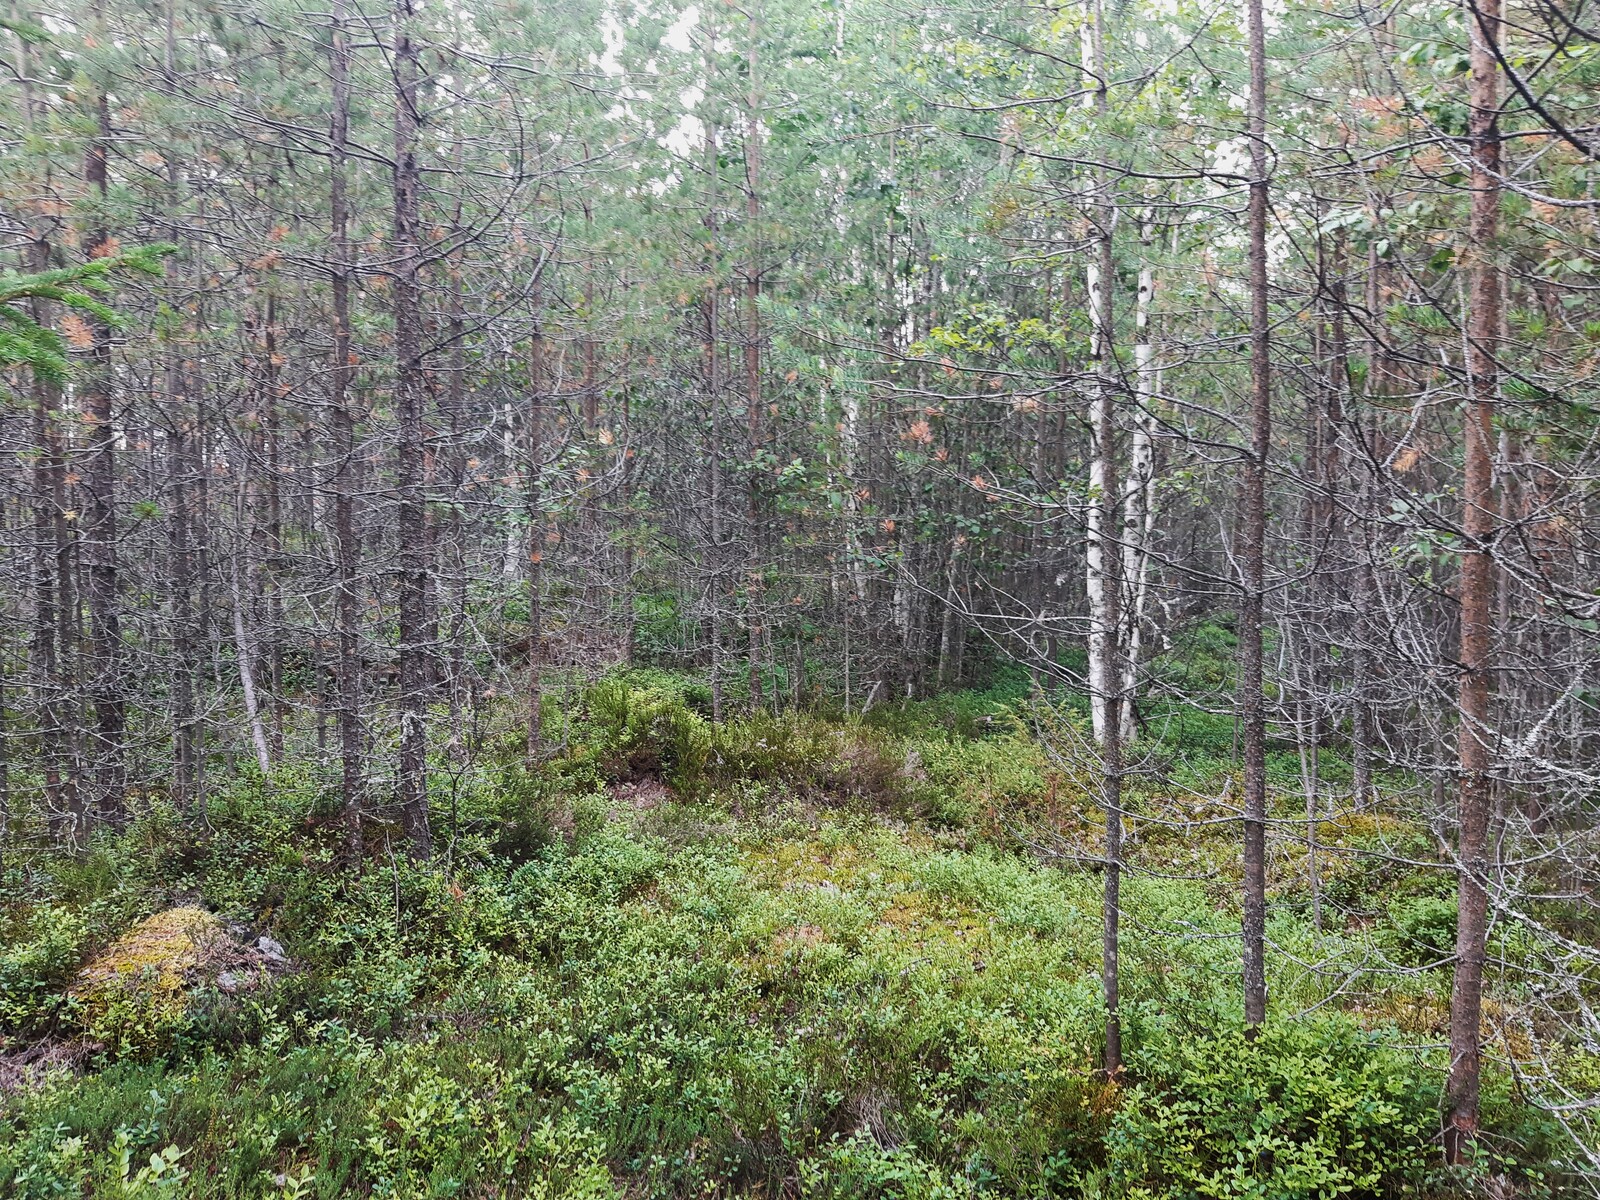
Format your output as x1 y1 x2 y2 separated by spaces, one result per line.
0 668 1577 1198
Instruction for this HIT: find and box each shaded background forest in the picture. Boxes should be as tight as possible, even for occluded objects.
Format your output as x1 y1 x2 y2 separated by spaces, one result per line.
5 0 1594 843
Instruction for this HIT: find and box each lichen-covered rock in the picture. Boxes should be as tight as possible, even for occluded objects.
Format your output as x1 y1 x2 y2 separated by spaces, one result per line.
76 907 217 994
72 906 220 1056
71 906 285 1058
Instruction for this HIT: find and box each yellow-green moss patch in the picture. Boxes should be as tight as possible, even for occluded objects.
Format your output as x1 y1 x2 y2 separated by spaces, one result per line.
72 906 221 1057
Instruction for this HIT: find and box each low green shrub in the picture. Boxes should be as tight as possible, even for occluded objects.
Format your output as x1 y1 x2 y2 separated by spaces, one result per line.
1320 824 1443 921
0 904 86 1033
797 1133 977 1200
576 680 906 806
608 667 714 714
584 679 710 790
1107 1019 1437 1199
1387 895 1458 967
487 768 569 862
905 730 1052 827
709 713 902 804
860 666 1034 739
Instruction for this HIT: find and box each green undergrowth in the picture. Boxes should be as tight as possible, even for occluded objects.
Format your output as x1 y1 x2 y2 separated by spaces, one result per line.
0 673 1570 1198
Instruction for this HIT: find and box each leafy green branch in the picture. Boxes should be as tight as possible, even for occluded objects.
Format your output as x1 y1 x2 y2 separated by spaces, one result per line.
0 243 176 386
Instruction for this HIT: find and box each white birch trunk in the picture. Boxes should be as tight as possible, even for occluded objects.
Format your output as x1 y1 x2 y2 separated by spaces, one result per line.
1119 214 1159 744
229 489 273 779
1082 17 1114 745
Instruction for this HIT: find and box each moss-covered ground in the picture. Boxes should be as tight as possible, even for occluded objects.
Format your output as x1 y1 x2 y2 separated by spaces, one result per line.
0 671 1580 1198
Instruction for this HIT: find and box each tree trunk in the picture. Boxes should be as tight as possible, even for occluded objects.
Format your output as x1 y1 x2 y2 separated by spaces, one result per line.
704 97 725 723
230 489 274 780
1445 0 1501 1162
1082 3 1114 749
260 294 285 758
744 34 765 712
444 161 470 764
526 306 547 766
159 7 200 813
167 360 198 810
1239 0 1271 1030
1120 209 1159 745
392 0 432 857
1080 0 1123 1076
330 0 365 852
936 537 966 689
26 225 78 838
81 88 126 828
620 357 637 665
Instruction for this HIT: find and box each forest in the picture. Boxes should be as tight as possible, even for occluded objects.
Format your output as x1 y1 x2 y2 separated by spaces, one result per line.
1 0 1598 1194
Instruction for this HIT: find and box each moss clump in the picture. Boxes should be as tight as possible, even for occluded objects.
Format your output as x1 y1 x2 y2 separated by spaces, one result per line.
73 906 220 1057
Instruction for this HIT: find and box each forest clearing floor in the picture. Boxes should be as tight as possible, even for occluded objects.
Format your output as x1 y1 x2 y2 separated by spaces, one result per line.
0 670 1579 1198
